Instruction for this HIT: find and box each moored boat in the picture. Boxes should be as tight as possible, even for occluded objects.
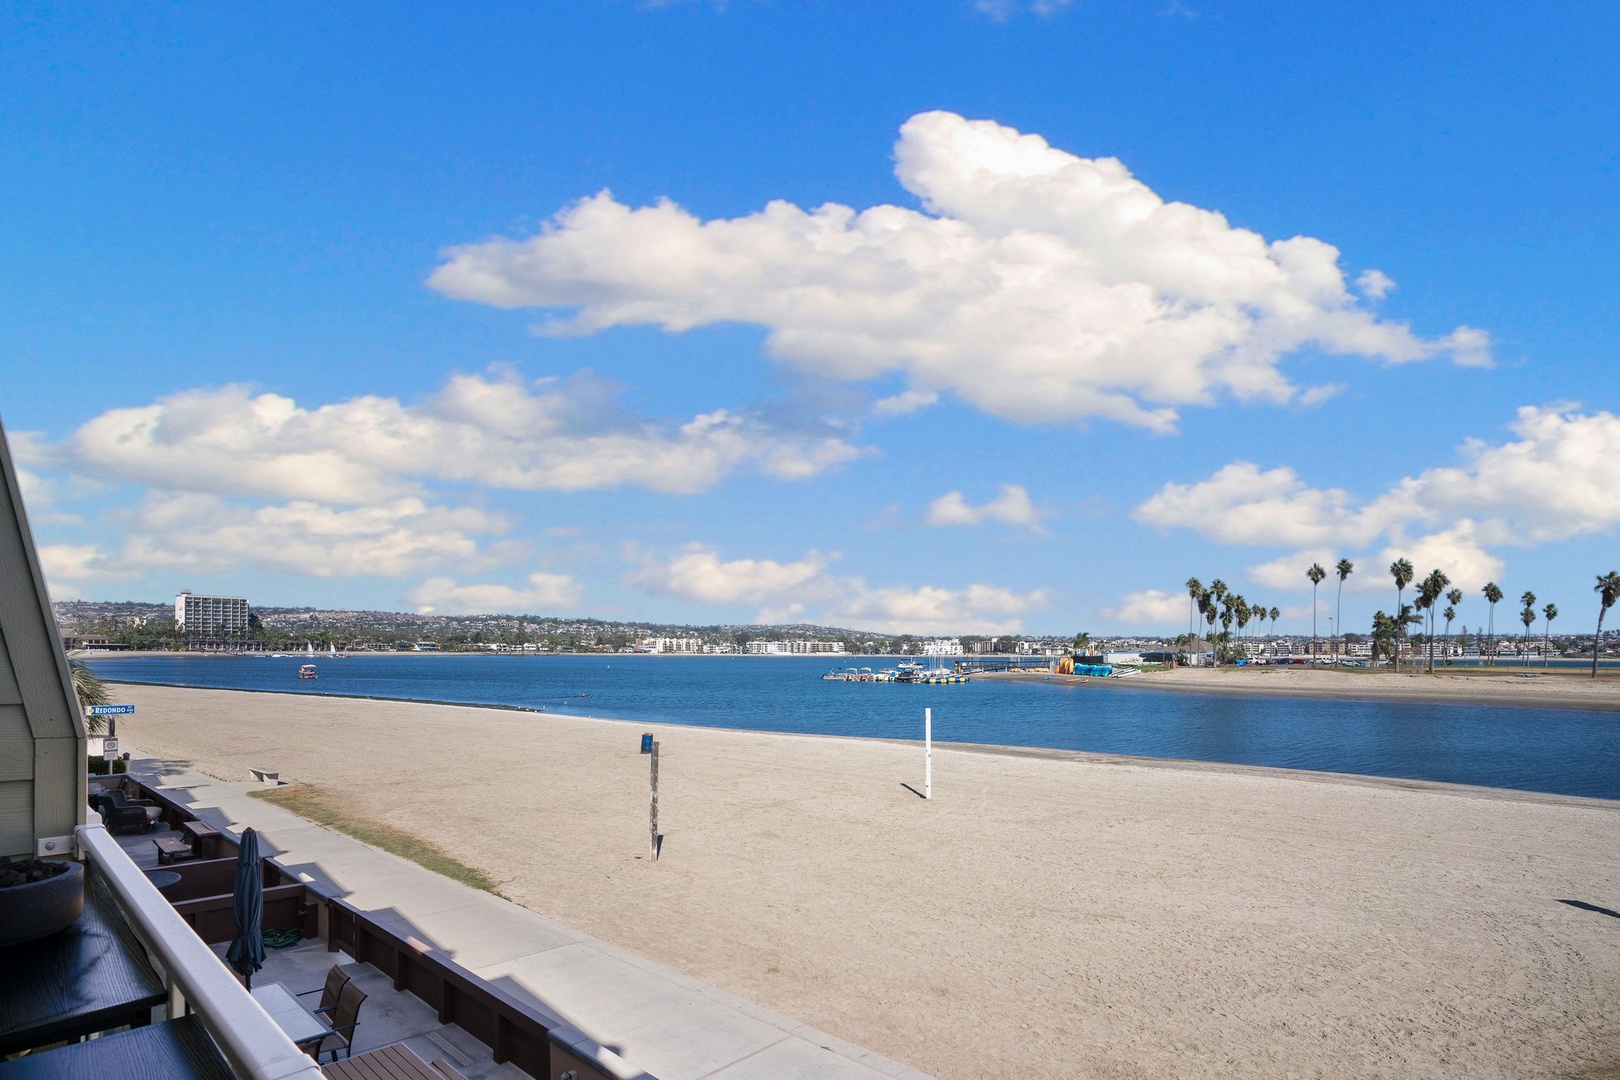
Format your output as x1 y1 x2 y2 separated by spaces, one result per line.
298 664 317 679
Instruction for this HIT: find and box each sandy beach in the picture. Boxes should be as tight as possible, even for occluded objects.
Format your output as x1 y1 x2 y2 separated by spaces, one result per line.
118 683 1620 1079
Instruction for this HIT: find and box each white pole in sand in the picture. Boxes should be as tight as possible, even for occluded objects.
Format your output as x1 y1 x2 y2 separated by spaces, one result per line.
924 707 932 799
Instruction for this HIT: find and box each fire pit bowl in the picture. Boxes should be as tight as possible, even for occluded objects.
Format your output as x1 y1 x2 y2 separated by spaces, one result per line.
0 858 84 947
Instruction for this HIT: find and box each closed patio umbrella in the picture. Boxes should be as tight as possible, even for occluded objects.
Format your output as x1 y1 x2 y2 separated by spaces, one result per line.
225 827 265 988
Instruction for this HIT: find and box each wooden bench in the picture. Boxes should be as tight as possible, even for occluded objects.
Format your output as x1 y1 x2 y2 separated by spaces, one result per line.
153 835 192 864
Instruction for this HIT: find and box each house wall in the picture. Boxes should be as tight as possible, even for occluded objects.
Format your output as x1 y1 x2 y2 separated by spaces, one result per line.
0 416 87 857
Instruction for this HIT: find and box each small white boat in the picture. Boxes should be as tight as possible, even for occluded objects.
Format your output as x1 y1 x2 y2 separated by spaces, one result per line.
298 664 317 679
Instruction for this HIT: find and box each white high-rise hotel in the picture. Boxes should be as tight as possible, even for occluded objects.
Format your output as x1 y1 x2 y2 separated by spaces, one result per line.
174 590 250 636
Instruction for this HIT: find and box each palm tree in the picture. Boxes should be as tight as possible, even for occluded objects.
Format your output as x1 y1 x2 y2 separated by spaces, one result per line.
1334 559 1354 659
1270 606 1280 640
1542 603 1558 668
1203 595 1219 668
1419 569 1449 674
1397 603 1421 657
1442 605 1457 660
1370 610 1395 665
1389 559 1414 671
1185 577 1203 646
69 658 111 736
1073 631 1092 657
1593 572 1620 678
1482 582 1503 666
1414 581 1433 671
1208 580 1227 667
1218 592 1239 663
1519 591 1537 667
1445 588 1462 655
1235 596 1252 660
1308 563 1327 661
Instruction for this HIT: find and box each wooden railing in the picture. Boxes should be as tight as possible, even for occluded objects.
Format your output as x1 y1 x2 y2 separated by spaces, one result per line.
113 775 638 1080
318 894 555 1076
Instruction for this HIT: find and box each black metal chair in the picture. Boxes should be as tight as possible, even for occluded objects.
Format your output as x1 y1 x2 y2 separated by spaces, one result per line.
295 965 351 1021
312 980 366 1062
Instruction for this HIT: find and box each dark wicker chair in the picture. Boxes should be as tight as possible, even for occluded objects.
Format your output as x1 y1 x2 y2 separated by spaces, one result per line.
99 798 152 835
98 790 159 832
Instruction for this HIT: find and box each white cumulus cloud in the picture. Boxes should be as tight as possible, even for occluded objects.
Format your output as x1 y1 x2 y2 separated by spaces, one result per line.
626 543 1045 633
62 367 862 503
431 111 1487 431
1138 464 1381 548
626 545 834 606
1244 550 1343 591
406 571 583 615
872 389 939 417
827 583 1048 636
1136 405 1620 590
925 485 1043 529
39 494 510 590
1101 589 1190 627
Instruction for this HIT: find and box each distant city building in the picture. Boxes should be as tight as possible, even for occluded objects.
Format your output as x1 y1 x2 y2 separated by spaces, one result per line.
745 640 846 655
921 638 963 656
174 590 249 636
644 637 703 654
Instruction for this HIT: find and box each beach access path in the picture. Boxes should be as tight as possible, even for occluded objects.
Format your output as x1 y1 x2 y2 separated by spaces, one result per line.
125 749 935 1080
119 683 1620 1079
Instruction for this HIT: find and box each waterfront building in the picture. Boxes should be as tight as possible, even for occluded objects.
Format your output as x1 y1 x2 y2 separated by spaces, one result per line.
921 638 963 656
745 639 846 655
174 590 250 636
644 636 704 654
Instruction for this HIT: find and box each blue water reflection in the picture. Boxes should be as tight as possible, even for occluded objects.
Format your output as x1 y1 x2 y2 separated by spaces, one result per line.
88 654 1620 800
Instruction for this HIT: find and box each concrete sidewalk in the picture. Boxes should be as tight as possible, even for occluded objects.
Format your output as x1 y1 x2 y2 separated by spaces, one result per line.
132 754 936 1080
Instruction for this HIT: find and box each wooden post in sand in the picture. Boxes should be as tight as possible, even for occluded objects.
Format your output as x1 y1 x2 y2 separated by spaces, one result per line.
649 739 660 860
924 708 932 799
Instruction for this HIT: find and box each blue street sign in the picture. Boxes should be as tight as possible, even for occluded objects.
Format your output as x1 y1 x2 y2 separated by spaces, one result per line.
86 705 135 716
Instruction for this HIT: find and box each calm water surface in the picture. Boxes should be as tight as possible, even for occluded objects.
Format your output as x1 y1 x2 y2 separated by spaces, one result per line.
88 654 1620 800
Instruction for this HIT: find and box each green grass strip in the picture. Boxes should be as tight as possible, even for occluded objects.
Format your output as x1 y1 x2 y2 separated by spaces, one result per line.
248 784 505 896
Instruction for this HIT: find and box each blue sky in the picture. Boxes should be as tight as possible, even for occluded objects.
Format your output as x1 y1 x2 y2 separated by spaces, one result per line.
4 1 1618 637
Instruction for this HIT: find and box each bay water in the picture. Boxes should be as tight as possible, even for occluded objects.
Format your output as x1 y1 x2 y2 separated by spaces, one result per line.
88 654 1620 800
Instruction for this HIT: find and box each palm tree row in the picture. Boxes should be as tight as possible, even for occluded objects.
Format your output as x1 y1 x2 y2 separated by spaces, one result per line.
1183 566 1620 678
1184 577 1277 665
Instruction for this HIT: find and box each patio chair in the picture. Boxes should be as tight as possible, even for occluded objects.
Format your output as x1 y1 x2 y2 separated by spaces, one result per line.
295 964 352 1020
312 980 367 1063
99 798 154 835
102 789 161 828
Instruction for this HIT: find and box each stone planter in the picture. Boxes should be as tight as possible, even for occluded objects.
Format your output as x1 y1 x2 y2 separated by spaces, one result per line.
0 860 85 947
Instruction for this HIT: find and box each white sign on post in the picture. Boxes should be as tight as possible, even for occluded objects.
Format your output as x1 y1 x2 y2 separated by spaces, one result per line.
101 737 119 757
924 708 932 800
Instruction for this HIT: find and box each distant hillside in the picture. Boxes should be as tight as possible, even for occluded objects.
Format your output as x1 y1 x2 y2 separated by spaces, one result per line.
51 600 1100 652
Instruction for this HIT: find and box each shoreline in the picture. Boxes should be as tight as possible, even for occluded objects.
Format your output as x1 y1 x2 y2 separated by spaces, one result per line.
102 676 1620 806
982 665 1620 712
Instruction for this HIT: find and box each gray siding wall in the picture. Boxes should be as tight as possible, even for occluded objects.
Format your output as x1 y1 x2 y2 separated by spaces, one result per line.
0 416 86 856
